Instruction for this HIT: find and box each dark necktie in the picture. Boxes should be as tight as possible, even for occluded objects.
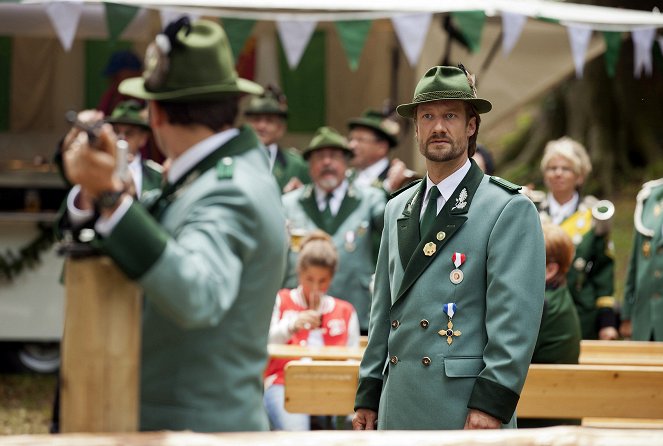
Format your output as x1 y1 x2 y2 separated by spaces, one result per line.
420 187 441 237
322 192 334 226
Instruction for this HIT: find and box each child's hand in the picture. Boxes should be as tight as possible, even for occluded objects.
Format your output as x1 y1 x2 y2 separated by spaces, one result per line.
294 310 322 331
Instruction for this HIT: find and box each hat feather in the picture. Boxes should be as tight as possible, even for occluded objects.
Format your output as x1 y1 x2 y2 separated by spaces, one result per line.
457 63 477 97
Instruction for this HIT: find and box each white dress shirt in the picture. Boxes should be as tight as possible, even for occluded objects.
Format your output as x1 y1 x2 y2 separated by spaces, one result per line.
420 159 471 220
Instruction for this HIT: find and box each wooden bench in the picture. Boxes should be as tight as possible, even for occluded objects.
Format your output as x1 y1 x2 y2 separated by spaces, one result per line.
268 344 364 361
283 361 663 424
579 340 663 366
271 340 663 365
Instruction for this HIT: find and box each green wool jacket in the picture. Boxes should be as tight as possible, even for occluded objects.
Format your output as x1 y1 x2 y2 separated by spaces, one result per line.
623 179 663 341
98 126 287 432
532 285 581 364
281 183 385 332
272 146 310 193
355 161 545 430
538 196 616 339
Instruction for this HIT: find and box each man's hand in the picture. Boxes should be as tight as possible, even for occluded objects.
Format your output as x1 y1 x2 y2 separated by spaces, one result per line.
619 320 632 339
283 177 304 193
384 158 417 193
63 122 122 198
464 409 501 429
352 408 377 430
599 326 619 340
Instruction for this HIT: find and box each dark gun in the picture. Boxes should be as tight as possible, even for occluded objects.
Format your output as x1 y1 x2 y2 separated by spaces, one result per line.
65 110 104 147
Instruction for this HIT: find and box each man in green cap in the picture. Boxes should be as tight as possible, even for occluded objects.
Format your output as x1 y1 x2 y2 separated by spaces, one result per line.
105 99 162 199
353 65 545 430
347 108 417 194
61 19 287 432
244 85 310 193
281 126 385 334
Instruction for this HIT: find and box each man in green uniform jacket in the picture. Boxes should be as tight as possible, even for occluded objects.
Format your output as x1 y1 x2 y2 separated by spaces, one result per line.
244 85 310 193
61 19 287 432
621 178 663 341
281 126 385 333
353 65 545 430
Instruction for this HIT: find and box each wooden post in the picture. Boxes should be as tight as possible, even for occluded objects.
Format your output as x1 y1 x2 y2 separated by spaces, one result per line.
60 256 142 433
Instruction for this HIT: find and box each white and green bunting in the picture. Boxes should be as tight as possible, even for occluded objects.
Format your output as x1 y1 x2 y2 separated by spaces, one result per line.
4 0 663 77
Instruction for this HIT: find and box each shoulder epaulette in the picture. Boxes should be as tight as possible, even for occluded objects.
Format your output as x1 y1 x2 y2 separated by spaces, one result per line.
389 179 422 200
489 176 522 193
217 156 234 179
284 146 304 156
144 159 164 173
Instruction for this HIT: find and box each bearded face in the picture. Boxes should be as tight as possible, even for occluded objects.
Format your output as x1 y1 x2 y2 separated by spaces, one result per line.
414 100 476 164
308 148 348 192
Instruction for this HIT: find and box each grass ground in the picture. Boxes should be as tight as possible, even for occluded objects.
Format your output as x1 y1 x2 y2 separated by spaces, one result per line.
0 185 643 436
0 373 55 435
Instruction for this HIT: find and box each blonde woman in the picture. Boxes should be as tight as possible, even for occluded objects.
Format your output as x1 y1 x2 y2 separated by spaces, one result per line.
264 231 360 430
537 137 618 340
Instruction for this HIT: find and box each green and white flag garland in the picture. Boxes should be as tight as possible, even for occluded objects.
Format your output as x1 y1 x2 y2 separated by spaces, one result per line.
391 13 433 67
38 2 663 78
276 19 317 70
45 0 84 51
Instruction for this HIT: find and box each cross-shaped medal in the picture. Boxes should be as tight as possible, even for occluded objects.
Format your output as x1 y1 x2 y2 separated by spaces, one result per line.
438 319 461 345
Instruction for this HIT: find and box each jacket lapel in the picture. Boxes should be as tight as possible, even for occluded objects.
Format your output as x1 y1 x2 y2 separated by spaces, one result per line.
298 185 329 231
397 180 425 269
327 186 361 235
299 184 361 235
394 161 484 304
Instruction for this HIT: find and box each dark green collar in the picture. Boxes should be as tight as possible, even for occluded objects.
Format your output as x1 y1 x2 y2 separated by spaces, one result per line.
299 183 361 235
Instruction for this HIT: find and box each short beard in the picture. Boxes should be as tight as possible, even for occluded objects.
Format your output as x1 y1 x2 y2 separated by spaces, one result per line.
318 176 341 191
419 137 467 163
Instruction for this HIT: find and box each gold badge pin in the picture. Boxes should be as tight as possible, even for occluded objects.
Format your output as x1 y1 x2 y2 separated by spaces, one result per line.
643 241 651 258
436 231 446 241
423 242 437 256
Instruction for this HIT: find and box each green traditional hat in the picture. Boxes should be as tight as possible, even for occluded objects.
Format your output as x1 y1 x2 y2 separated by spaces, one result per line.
302 126 353 160
244 85 288 117
105 100 150 130
396 65 492 118
119 19 263 102
348 109 400 148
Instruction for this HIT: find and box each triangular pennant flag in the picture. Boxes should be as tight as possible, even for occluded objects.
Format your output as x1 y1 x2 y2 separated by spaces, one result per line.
602 31 622 78
222 18 256 63
276 20 317 70
566 25 592 79
45 0 84 52
632 27 656 78
335 20 372 71
500 12 526 57
159 9 201 29
451 11 485 53
392 14 432 67
104 2 140 42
